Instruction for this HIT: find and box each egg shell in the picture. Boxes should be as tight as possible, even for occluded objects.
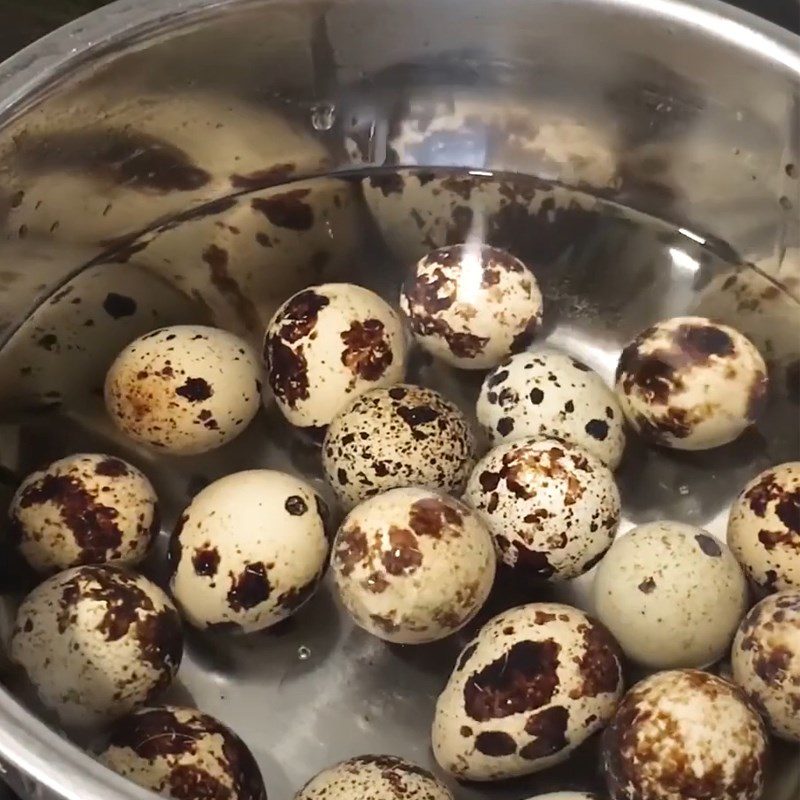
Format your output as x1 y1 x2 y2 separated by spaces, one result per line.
477 349 625 469
524 794 600 800
9 454 159 573
105 325 261 455
614 315 768 450
728 462 800 593
399 243 543 370
323 384 475 510
731 590 800 741
592 520 749 669
170 470 330 634
432 602 623 781
331 487 495 644
263 283 408 429
601 670 768 800
294 755 453 800
465 438 620 582
10 565 182 726
100 705 267 800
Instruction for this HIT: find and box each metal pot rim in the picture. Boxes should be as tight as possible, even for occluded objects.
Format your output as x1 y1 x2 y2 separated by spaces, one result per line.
0 1 797 799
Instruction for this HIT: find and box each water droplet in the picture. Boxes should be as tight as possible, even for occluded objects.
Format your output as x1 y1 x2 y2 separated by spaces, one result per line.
297 645 311 661
311 104 336 132
678 484 690 496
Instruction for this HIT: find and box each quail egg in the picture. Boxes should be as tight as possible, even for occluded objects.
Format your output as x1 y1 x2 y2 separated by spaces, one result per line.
105 325 261 454
432 602 623 781
323 384 475 509
728 462 800 593
294 755 453 800
614 315 768 450
9 453 159 573
601 670 768 800
11 565 183 725
477 349 626 469
100 705 267 800
465 438 620 581
592 520 749 669
731 590 800 741
331 487 495 644
170 470 329 634
263 283 408 431
399 243 543 370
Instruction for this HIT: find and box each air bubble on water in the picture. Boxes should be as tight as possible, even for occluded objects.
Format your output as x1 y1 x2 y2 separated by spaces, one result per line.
678 484 690 496
311 103 336 131
297 645 312 661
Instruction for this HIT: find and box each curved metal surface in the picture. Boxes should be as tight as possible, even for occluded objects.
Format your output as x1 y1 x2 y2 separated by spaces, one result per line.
0 1 797 799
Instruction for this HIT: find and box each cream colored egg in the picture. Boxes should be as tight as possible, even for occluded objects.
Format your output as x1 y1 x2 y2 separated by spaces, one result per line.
477 349 625 469
323 384 475 510
263 283 408 430
592 521 748 669
9 453 158 573
432 603 623 781
601 670 768 800
11 566 182 726
400 244 543 370
614 316 768 450
100 705 267 799
465 438 620 581
331 487 495 644
170 470 329 634
294 755 453 800
105 325 261 455
728 462 800 593
731 591 800 741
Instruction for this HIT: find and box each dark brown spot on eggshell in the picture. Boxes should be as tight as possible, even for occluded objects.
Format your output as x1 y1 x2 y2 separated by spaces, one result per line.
94 458 129 477
192 547 220 577
340 319 393 380
408 497 462 538
585 418 609 440
202 245 261 333
168 764 227 799
227 563 271 611
18 473 124 564
464 639 561 721
176 377 213 402
573 621 621 698
230 162 295 189
381 527 422 576
638 577 656 593
251 189 314 230
396 404 439 429
475 731 518 756
335 525 368 577
512 544 555 578
284 495 308 516
520 705 569 760
277 577 319 612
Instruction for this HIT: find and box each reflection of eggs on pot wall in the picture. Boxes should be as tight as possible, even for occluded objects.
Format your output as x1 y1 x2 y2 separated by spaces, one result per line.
0 262 198 408
0 93 334 245
134 178 361 340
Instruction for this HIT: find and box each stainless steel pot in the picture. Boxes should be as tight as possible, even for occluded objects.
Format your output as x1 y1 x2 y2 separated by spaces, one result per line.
0 1 798 798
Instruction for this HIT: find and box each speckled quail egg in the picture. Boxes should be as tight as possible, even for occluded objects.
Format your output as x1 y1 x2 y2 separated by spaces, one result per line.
263 283 408 431
432 602 623 781
615 315 768 450
10 565 182 725
731 590 800 741
170 470 329 634
728 462 800 593
105 325 261 454
331 487 495 644
100 705 267 800
601 670 768 800
592 520 749 669
465 438 620 582
399 243 543 370
323 384 475 510
294 755 453 800
477 349 626 469
9 453 159 573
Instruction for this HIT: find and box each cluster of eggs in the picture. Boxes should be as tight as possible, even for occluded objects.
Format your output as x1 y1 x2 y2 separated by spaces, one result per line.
4 239 798 800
